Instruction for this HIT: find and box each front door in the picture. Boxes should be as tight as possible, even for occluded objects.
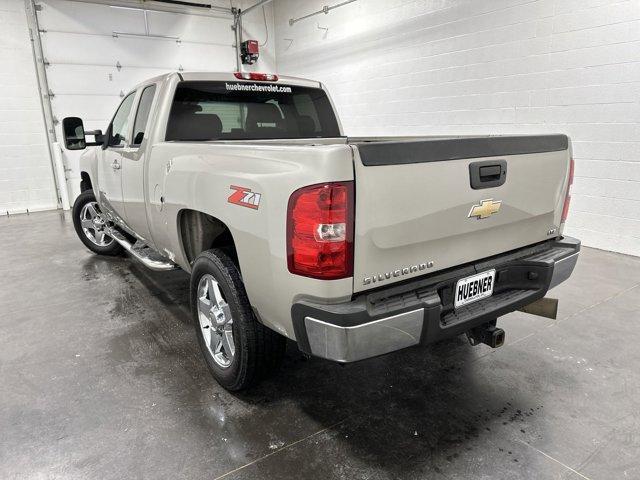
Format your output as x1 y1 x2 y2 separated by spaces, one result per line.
97 92 136 226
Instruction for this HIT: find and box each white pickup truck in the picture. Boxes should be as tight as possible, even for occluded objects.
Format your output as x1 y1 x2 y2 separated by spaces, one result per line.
63 71 580 390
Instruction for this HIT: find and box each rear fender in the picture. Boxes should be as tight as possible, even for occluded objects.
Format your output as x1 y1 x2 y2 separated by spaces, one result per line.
149 142 354 338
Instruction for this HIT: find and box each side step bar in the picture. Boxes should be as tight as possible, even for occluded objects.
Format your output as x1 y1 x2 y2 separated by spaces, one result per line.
106 227 178 271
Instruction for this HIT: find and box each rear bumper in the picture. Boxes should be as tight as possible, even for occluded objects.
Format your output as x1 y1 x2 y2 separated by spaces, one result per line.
292 236 580 363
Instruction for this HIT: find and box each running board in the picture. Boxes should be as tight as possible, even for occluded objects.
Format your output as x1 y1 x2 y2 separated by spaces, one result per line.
106 227 178 271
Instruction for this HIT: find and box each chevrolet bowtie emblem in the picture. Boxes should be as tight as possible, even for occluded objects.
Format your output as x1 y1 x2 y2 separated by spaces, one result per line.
468 199 502 219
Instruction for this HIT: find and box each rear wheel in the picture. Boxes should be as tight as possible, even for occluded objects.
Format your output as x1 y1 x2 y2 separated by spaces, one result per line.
72 190 122 256
191 248 285 391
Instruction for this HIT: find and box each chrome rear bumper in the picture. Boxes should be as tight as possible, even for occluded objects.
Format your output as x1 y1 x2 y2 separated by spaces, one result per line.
293 237 580 363
304 309 424 363
549 251 579 289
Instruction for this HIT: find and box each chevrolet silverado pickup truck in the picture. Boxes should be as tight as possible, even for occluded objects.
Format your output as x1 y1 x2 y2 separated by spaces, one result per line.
62 71 580 391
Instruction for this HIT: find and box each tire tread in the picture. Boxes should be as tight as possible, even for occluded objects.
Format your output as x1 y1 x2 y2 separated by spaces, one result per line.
192 249 285 390
72 190 123 256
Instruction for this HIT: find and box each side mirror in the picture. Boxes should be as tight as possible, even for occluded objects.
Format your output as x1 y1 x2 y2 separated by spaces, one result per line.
62 117 104 150
62 117 86 150
110 133 123 147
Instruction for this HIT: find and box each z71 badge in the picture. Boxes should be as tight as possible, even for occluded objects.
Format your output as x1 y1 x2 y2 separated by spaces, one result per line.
228 185 261 210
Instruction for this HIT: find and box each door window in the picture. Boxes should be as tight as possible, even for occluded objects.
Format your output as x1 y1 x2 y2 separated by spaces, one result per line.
132 85 157 146
109 93 136 147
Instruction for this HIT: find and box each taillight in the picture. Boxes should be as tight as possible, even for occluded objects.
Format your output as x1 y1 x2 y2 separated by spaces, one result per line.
287 182 354 280
561 157 574 223
233 72 278 81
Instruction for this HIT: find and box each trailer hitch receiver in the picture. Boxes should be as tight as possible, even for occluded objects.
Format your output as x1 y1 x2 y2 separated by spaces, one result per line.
467 323 505 348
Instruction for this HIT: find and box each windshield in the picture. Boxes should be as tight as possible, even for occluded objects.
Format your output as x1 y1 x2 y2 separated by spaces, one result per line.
165 81 341 141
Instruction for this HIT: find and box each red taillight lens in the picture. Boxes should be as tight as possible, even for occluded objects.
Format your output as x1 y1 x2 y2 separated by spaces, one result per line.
561 157 574 223
233 72 278 81
287 182 354 280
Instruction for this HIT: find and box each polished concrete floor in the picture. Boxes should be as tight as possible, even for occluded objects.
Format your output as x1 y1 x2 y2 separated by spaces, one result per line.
1 209 639 480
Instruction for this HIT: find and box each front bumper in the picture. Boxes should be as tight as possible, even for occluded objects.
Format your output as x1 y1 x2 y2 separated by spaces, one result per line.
292 237 580 363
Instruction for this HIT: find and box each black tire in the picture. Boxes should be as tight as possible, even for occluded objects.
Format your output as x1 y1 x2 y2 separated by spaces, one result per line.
72 190 123 256
190 249 286 391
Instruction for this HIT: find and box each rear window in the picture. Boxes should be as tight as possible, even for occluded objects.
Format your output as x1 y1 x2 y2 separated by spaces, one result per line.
165 81 341 141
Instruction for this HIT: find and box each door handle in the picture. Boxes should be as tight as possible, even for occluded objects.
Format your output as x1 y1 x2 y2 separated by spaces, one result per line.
479 165 502 182
469 160 507 189
111 160 121 170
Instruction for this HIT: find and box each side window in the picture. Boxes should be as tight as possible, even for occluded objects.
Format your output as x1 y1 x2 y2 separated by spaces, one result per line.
109 93 136 147
132 85 157 146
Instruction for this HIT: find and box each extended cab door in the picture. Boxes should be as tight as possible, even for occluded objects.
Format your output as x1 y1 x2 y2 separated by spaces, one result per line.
120 83 158 245
97 92 136 225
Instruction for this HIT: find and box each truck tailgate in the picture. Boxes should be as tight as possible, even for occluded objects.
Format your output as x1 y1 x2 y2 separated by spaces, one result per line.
350 135 571 293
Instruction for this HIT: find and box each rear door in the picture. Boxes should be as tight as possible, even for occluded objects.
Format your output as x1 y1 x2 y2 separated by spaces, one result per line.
97 92 136 224
351 136 571 293
121 83 158 245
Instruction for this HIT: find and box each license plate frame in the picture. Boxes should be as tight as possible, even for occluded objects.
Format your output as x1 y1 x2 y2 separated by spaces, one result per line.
454 269 496 309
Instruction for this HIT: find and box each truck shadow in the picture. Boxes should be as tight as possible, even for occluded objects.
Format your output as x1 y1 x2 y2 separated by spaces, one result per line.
103 257 540 478
239 340 528 477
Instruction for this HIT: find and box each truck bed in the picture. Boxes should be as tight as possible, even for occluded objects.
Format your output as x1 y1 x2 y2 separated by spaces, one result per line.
181 134 571 294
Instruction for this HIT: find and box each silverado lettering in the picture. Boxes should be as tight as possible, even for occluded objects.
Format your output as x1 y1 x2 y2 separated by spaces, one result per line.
363 261 434 285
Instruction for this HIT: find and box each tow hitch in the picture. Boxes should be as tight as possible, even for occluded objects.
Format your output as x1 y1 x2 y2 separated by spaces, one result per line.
467 322 505 348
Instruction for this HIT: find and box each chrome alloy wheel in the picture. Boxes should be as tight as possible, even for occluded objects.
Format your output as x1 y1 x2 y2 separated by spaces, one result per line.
197 274 235 368
79 202 114 247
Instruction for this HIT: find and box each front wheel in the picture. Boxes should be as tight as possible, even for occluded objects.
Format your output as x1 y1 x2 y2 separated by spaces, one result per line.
72 190 122 256
190 249 285 391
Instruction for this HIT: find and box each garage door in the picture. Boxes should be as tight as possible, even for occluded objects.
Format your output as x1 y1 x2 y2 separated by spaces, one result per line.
0 0 58 215
36 0 237 201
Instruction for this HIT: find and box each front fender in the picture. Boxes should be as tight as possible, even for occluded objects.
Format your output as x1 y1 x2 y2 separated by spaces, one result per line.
79 148 100 201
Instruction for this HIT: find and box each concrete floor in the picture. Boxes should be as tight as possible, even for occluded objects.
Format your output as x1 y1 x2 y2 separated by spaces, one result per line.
1 210 639 480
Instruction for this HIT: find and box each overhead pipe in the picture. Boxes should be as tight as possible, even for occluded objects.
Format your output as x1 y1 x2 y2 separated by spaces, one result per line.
65 0 233 17
233 8 242 71
152 0 232 12
236 0 274 71
288 0 357 26
240 0 274 17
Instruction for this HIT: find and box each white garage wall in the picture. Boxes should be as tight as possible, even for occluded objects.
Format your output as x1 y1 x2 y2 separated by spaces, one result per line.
35 0 275 200
274 0 640 257
0 0 58 214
